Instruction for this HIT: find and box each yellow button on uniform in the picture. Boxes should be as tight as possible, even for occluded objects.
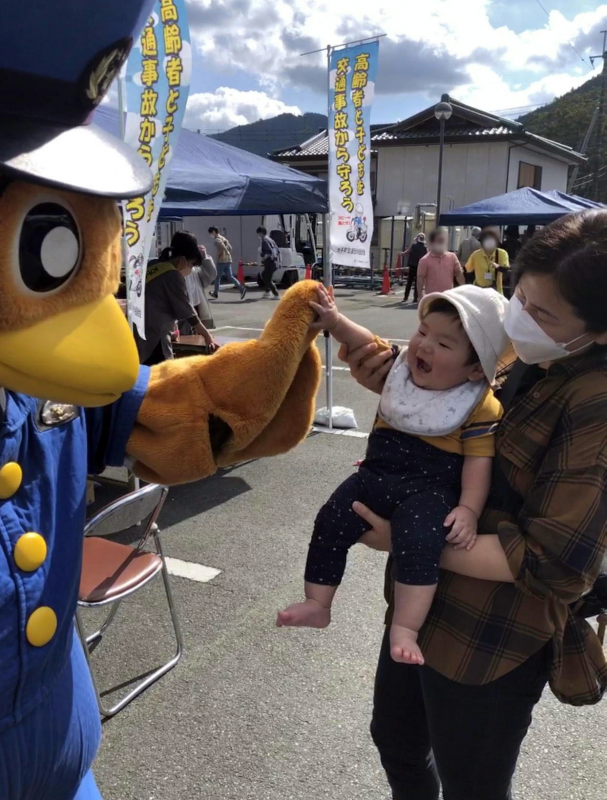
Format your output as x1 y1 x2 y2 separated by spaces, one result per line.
14 533 47 572
26 607 57 647
0 462 22 499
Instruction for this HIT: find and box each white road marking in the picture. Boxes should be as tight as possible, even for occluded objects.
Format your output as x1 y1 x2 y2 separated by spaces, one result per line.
165 557 221 583
213 326 264 332
312 426 370 438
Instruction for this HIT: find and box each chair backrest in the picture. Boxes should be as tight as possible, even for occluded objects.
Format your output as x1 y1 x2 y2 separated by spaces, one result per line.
85 484 168 539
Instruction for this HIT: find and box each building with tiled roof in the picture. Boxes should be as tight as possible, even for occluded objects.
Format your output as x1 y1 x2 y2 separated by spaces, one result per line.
272 95 585 222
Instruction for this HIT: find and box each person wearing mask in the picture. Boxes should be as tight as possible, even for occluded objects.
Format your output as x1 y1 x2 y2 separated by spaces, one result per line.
208 226 247 300
456 226 481 266
257 225 281 299
338 209 607 800
416 228 464 298
135 230 218 365
465 229 510 295
401 233 427 303
182 245 217 332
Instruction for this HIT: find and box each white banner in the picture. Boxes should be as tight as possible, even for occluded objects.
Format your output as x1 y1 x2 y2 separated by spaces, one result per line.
328 41 379 269
122 0 191 337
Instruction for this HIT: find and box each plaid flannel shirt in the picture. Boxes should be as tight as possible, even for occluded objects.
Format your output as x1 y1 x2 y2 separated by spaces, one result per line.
384 345 607 706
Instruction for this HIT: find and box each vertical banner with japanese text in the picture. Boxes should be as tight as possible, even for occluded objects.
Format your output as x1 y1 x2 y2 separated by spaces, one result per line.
122 0 191 337
328 41 379 270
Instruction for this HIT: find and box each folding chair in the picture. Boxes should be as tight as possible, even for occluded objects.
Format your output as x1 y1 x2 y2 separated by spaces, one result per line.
76 483 183 717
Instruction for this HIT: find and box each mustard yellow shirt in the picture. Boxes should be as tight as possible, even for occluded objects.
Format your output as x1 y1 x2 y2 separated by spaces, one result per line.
376 386 503 457
465 248 509 295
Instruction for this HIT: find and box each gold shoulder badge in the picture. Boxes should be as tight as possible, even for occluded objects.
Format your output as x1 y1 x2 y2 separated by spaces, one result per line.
82 38 132 106
37 401 79 431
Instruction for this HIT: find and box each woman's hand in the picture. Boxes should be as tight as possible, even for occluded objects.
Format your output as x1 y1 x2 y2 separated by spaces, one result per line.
309 284 340 331
195 323 219 352
338 342 394 395
354 502 392 552
204 332 219 353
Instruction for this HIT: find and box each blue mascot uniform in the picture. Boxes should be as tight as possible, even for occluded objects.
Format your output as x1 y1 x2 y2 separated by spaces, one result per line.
0 1 154 797
0 4 321 798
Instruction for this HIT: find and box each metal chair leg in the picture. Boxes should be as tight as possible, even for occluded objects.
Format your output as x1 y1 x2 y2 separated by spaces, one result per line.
77 538 183 718
85 600 122 646
75 611 110 716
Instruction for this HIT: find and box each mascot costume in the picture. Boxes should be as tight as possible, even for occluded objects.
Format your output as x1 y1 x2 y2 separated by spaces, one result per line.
0 2 321 798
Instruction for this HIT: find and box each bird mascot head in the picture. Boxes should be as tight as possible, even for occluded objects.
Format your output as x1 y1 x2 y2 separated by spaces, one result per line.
0 1 155 406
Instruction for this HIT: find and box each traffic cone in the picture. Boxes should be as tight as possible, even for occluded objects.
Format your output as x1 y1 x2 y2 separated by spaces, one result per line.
305 263 312 280
237 260 245 284
379 265 391 295
395 253 403 281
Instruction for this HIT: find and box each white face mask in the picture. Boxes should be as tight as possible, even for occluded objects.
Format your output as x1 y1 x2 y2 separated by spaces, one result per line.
483 238 497 251
504 296 593 364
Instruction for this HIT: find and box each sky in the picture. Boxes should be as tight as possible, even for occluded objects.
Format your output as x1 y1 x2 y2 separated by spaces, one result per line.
135 0 607 134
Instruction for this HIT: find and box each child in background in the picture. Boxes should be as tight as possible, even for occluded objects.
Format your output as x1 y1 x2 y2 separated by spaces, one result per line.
278 284 509 665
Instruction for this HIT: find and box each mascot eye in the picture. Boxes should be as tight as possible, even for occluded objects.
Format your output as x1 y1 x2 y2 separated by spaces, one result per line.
19 203 81 292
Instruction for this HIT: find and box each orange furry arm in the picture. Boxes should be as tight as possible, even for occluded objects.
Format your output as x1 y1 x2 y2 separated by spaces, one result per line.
125 281 322 485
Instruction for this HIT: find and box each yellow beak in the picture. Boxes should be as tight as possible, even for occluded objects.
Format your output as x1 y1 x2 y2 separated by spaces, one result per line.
0 295 140 407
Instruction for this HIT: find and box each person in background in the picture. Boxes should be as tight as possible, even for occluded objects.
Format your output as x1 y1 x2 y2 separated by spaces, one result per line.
135 230 218 365
338 207 607 800
465 229 510 295
457 225 481 266
417 228 464 298
521 224 537 246
501 225 522 264
208 225 247 300
401 233 427 304
257 225 280 300
181 244 217 332
501 226 522 298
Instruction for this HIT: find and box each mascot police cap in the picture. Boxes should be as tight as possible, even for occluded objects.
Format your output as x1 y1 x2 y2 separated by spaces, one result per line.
0 0 154 198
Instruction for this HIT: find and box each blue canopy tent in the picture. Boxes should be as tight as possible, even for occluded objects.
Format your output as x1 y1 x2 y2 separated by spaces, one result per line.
439 187 604 227
94 106 328 215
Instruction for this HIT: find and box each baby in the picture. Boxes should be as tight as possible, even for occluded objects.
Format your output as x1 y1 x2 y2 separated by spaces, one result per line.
278 283 509 665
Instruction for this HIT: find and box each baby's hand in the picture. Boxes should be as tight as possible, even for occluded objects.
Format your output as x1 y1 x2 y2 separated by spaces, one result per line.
309 284 340 331
444 505 478 551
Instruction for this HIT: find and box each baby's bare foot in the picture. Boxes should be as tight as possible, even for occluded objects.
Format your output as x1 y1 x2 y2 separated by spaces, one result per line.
276 599 331 629
390 623 424 665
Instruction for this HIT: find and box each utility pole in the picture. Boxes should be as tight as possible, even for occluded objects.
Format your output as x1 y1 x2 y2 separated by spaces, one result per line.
590 30 607 202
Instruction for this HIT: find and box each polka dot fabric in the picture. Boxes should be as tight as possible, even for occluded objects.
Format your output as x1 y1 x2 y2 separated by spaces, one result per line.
305 428 462 587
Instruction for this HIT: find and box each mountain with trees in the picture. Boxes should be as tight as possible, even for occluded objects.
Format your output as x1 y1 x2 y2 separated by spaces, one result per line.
211 112 327 158
519 74 603 197
519 74 600 151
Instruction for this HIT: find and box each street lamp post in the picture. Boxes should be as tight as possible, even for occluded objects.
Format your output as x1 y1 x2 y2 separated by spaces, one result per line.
434 94 453 225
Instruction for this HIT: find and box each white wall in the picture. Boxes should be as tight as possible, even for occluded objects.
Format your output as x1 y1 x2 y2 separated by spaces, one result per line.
375 142 510 217
185 215 262 265
507 146 569 192
375 141 569 218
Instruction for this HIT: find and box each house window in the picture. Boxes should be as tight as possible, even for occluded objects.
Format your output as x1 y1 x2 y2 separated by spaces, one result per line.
518 161 543 190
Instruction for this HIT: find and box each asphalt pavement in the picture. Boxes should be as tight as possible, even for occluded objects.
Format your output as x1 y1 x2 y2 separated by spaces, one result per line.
91 283 607 800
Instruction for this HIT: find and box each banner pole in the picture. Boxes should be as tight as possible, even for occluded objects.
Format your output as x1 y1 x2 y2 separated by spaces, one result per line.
324 44 333 430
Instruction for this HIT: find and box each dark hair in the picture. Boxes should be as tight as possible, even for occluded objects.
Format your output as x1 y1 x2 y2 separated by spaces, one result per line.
514 210 607 333
257 226 267 235
160 230 202 265
504 225 520 239
428 227 447 244
208 226 219 234
422 298 479 364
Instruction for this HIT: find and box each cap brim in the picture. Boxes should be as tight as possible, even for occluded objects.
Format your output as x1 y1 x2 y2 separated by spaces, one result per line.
0 118 152 199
